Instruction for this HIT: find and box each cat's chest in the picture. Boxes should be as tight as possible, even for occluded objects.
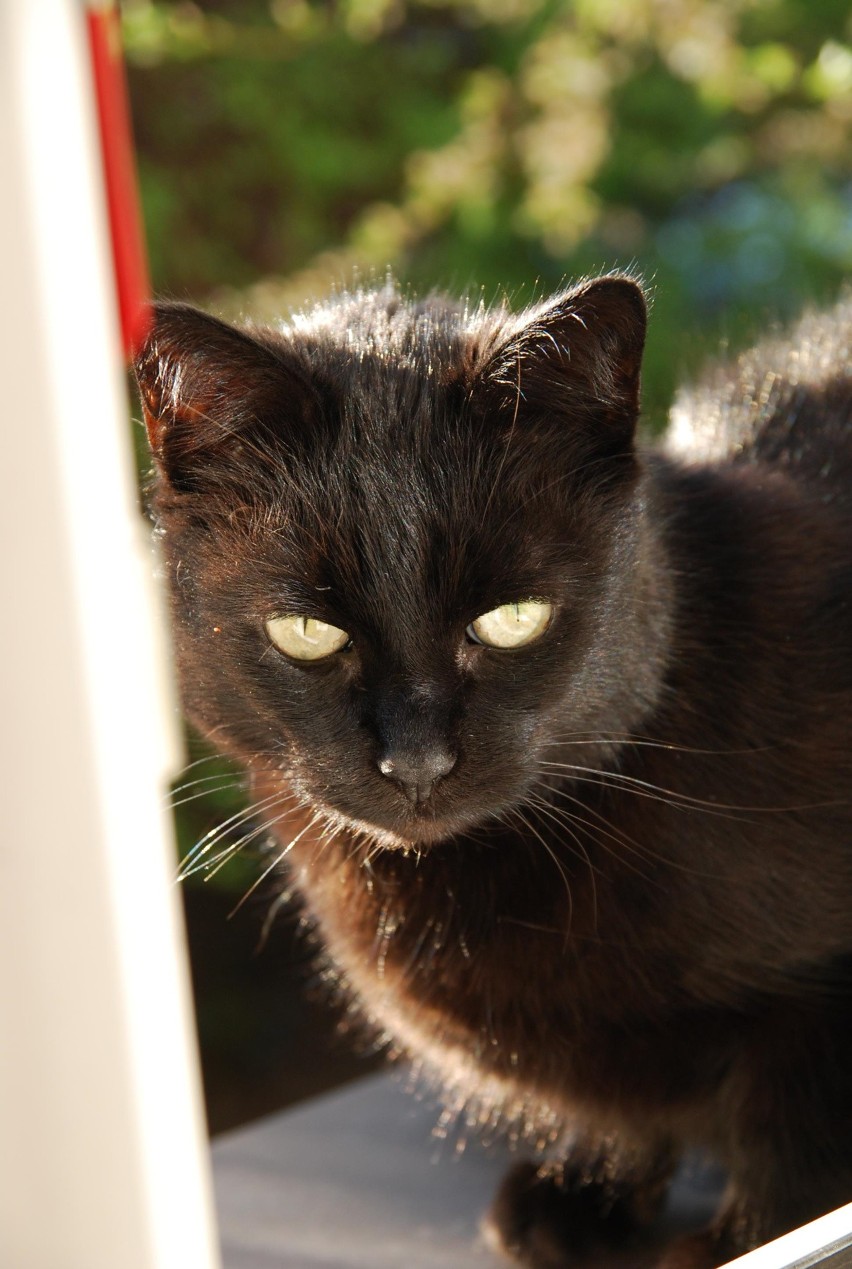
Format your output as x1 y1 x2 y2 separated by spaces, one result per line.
298 843 707 1109
328 891 729 1133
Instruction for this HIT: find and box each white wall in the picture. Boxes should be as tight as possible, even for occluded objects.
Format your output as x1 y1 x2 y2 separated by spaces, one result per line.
0 3 220 1266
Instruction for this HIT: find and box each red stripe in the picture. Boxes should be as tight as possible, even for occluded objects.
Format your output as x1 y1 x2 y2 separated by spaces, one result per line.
86 5 151 359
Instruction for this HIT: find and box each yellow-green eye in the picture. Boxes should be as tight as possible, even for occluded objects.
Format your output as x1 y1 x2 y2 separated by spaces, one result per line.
467 600 553 649
265 614 350 661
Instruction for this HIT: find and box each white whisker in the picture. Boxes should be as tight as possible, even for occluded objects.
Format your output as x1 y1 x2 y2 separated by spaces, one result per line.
228 812 324 917
168 780 247 811
177 788 298 878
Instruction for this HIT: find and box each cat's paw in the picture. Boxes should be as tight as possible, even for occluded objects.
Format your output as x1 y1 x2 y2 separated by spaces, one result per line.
483 1160 653 1268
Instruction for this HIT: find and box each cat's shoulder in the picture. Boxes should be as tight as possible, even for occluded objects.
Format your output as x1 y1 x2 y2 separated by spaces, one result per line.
663 294 852 492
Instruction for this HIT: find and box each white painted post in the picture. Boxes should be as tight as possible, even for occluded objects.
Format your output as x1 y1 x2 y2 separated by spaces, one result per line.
0 2 221 1267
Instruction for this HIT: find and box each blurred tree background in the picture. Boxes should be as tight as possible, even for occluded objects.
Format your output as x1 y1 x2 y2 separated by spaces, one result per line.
122 0 852 1132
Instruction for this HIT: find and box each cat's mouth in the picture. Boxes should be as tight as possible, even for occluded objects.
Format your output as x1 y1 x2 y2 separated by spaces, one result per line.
319 802 467 850
359 820 455 850
279 754 535 851
312 787 517 852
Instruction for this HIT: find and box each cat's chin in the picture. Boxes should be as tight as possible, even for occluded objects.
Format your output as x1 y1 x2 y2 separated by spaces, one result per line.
346 815 462 852
356 824 450 852
317 801 486 853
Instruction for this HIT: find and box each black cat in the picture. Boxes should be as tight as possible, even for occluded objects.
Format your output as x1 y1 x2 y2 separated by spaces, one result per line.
135 276 852 1268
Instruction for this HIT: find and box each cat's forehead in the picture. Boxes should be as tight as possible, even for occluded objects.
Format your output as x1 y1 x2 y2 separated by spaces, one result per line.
264 342 578 608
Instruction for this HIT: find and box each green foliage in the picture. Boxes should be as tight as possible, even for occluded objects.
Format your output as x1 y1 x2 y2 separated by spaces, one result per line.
125 0 851 420
125 0 852 884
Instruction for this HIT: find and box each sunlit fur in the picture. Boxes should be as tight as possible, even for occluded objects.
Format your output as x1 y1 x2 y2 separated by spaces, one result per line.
138 278 852 1269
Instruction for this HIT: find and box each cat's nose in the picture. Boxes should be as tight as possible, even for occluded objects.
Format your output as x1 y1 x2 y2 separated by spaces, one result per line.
377 747 457 805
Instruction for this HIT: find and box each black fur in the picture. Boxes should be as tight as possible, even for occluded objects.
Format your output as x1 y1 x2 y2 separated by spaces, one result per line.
136 276 852 1268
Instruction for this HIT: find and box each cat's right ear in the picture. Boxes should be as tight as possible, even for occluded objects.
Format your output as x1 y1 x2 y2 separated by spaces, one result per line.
133 303 317 493
467 275 647 456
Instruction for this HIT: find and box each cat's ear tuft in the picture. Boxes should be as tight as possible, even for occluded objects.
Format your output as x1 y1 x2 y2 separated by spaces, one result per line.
133 303 317 492
473 275 647 446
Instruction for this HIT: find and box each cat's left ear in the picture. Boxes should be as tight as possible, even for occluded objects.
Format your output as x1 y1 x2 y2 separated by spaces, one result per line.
133 302 318 493
471 275 647 446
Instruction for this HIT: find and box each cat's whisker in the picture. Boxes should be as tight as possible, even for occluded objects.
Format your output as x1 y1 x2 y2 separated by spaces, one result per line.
307 807 350 867
178 807 285 881
168 765 244 793
533 781 717 881
180 819 269 882
228 811 324 918
358 826 395 872
168 743 282 803
171 750 232 778
311 822 344 872
524 789 653 885
189 786 296 845
529 800 602 936
183 847 242 882
536 779 726 881
400 914 440 981
195 808 296 882
496 914 564 937
167 780 248 811
507 806 578 942
534 760 792 821
541 731 777 757
178 809 272 881
177 788 299 878
524 793 606 877
256 886 296 952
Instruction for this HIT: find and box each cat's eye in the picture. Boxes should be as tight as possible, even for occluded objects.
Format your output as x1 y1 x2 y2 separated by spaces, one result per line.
466 600 553 649
264 614 350 661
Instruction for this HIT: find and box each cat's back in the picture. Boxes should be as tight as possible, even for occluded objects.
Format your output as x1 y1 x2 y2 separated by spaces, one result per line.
664 295 852 509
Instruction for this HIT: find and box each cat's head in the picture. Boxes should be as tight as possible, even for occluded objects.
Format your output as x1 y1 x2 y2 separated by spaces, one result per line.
135 276 664 848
